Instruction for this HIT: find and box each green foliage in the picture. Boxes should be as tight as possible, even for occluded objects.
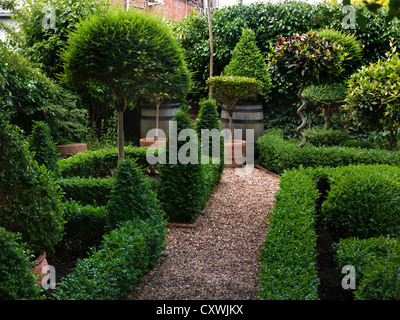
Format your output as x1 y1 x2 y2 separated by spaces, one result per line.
0 115 65 254
322 164 400 239
158 109 204 222
12 0 111 78
195 99 224 170
206 76 262 114
302 83 347 108
334 236 400 300
58 177 115 206
258 168 320 300
303 128 350 147
0 227 42 300
345 46 400 150
268 31 346 86
313 27 363 79
222 28 271 96
0 44 88 144
257 129 400 174
29 121 60 175
60 201 108 253
58 146 153 178
106 159 164 229
52 215 166 300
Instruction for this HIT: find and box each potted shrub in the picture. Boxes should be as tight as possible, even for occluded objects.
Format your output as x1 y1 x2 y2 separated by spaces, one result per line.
268 31 347 147
139 58 191 148
206 76 262 167
222 28 271 142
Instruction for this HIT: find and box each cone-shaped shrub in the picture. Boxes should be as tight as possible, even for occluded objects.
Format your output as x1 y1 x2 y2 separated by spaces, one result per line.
223 28 271 96
106 158 164 229
29 121 60 176
0 115 65 255
158 109 203 222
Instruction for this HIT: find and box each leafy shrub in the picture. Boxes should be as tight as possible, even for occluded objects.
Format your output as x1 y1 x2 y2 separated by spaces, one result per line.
345 46 400 150
222 28 271 96
0 44 88 144
313 27 363 80
0 228 42 300
29 121 60 175
322 164 400 239
158 109 213 222
106 159 164 229
334 236 400 300
0 116 65 255
258 168 320 300
303 128 350 147
257 129 400 174
58 177 115 206
343 139 375 149
60 201 108 253
58 146 152 178
52 215 166 300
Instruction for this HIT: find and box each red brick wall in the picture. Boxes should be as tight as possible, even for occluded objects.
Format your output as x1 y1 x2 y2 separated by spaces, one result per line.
108 0 198 20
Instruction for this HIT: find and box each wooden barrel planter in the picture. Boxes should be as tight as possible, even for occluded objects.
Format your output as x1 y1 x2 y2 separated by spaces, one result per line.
57 143 87 157
140 100 180 140
221 101 264 143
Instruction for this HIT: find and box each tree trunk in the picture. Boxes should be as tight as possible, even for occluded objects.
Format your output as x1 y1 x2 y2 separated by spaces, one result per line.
207 0 214 99
389 130 398 150
296 85 307 148
229 113 234 143
118 110 125 160
155 102 160 140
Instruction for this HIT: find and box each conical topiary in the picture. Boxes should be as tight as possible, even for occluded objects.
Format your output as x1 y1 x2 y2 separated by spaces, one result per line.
223 28 271 97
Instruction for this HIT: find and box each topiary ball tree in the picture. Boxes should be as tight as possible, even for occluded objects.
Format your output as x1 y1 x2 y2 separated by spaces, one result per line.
302 83 347 130
62 8 189 159
345 45 400 150
223 28 271 97
268 31 347 147
206 76 262 142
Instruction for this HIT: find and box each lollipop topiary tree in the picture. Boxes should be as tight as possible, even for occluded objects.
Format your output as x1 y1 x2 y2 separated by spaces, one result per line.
62 8 190 159
268 32 347 147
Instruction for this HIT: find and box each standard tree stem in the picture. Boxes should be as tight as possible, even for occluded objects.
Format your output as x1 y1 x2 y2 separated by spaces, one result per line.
296 85 307 148
118 110 125 160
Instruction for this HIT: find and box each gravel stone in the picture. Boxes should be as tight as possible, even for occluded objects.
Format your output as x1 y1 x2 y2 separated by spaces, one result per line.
129 167 280 300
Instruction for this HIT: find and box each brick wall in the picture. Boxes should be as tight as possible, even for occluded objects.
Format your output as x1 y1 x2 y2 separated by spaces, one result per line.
109 0 200 20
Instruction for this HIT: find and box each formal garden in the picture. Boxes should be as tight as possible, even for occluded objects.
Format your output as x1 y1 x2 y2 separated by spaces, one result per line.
2 0 400 301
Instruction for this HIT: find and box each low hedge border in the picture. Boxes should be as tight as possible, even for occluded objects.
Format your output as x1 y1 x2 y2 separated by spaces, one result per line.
58 146 155 178
257 129 400 174
258 167 320 300
58 177 116 206
259 164 400 300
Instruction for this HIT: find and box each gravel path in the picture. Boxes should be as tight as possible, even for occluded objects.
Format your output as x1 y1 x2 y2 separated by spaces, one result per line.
129 167 280 300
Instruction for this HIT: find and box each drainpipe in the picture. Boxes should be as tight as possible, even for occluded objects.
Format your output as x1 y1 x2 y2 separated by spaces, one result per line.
125 0 129 11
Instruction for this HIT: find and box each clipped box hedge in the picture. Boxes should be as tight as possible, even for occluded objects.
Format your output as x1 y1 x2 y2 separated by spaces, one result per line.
258 167 320 300
58 177 115 206
257 129 400 174
58 146 154 178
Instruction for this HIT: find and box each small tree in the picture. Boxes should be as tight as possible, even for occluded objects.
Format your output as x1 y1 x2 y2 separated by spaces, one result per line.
302 83 347 129
345 43 400 150
223 28 271 97
206 76 262 142
62 8 189 159
268 31 347 147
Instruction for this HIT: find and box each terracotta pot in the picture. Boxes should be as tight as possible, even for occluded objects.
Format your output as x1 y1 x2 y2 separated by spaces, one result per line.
224 139 246 168
140 138 167 148
32 252 48 284
57 143 87 157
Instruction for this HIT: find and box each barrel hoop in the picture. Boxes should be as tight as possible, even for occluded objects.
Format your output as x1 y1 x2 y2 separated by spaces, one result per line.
141 115 174 121
228 108 262 113
141 105 179 110
220 118 264 124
